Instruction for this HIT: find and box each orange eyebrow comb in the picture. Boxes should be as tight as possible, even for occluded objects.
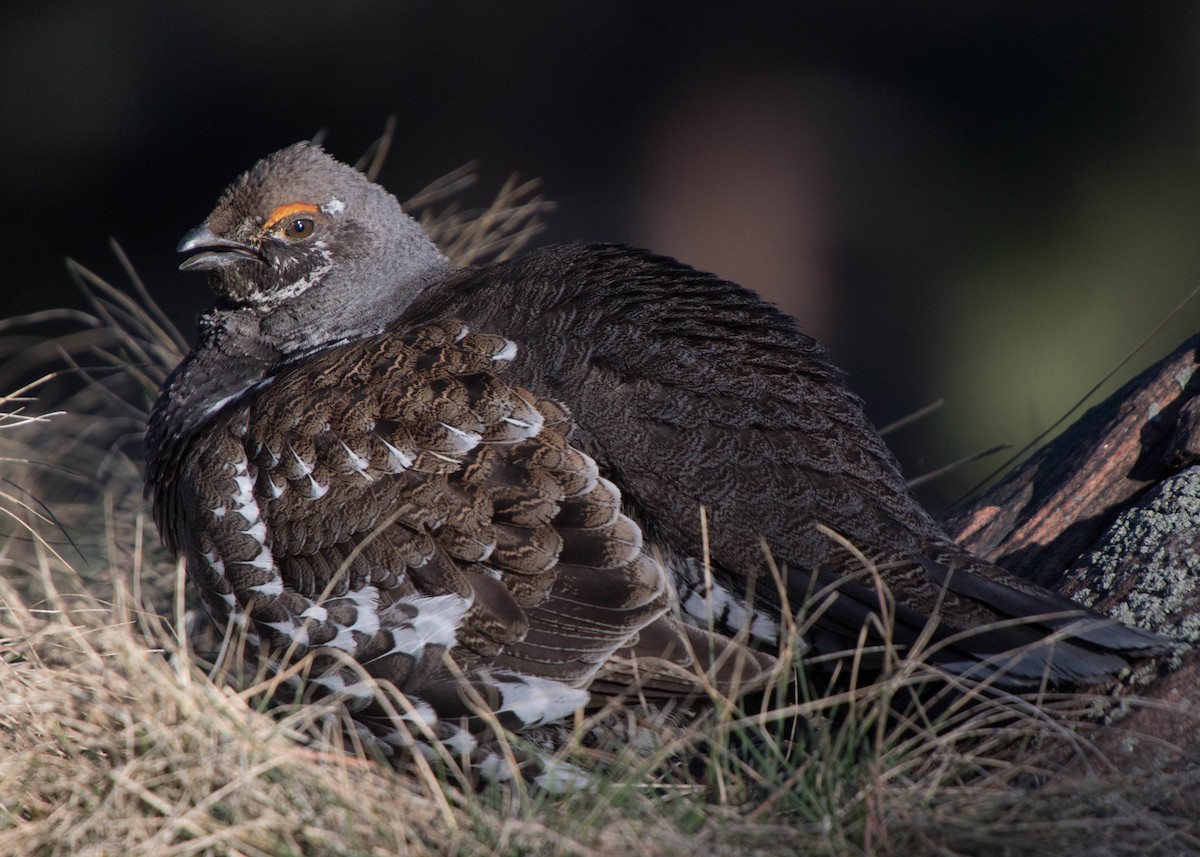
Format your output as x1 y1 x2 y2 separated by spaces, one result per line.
264 202 320 229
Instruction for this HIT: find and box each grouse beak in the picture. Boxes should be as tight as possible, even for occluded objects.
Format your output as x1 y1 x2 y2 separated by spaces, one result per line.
177 223 264 271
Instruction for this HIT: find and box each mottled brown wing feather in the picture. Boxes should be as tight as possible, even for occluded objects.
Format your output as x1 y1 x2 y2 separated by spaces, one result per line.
168 319 689 732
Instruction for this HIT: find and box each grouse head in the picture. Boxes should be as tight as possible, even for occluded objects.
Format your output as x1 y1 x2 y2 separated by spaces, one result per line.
177 142 449 354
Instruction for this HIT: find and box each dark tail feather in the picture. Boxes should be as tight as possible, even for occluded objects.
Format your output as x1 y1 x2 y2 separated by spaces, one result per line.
787 554 1172 689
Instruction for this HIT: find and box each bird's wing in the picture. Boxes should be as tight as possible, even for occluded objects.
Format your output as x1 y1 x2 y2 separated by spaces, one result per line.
173 318 713 731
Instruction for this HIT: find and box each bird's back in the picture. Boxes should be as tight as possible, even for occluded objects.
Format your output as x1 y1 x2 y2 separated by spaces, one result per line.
401 243 1168 684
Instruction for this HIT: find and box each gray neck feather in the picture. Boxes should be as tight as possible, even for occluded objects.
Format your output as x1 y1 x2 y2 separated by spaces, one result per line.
258 236 450 354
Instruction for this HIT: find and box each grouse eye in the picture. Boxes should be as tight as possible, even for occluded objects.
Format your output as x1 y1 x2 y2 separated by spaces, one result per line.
263 203 324 242
284 218 315 239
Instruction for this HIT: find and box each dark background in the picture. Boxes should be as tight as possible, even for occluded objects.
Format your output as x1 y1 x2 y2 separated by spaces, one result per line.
4 2 1200 511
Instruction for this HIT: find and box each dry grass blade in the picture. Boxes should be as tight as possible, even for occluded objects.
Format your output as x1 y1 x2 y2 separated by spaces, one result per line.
415 173 555 266
356 114 398 183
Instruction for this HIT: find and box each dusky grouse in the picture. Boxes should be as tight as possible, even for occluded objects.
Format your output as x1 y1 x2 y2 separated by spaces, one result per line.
145 142 1166 770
